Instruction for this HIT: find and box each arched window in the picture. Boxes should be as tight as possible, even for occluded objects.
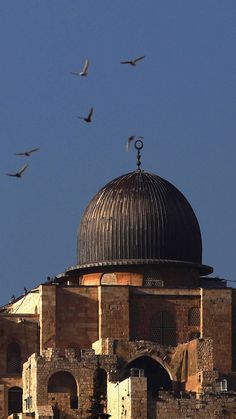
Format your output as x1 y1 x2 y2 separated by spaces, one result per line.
7 342 21 373
150 311 176 346
8 387 22 415
48 371 78 409
188 307 200 326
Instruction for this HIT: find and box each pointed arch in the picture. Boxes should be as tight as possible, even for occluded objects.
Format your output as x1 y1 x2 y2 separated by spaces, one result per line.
124 355 172 395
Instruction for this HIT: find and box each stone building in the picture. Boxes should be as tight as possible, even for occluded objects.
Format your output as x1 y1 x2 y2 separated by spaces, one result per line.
1 145 236 418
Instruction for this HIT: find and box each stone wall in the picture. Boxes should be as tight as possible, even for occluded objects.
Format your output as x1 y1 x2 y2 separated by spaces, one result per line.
112 337 215 393
130 288 201 344
39 285 57 352
56 286 98 350
0 376 23 419
23 349 95 418
23 348 117 419
99 286 130 340
107 378 132 419
156 390 236 418
0 316 39 374
201 288 232 373
107 376 147 419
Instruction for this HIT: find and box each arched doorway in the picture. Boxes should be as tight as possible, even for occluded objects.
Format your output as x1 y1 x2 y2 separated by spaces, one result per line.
48 371 78 412
8 387 22 415
124 356 172 395
124 356 172 419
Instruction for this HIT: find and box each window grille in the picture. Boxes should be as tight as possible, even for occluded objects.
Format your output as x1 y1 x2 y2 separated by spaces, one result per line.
144 272 164 287
220 379 228 392
7 343 21 374
150 311 176 346
130 368 144 377
188 307 200 326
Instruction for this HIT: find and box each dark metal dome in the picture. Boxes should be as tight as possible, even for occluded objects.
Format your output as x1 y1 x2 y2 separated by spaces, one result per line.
77 171 206 270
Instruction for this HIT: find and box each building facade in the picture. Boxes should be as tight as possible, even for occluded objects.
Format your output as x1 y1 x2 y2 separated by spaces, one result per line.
1 166 236 418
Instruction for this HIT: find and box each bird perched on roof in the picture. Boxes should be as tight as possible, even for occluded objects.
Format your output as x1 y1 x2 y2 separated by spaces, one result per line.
71 58 90 76
15 147 40 157
120 55 145 66
6 164 28 178
24 288 27 294
10 295 15 303
126 136 144 151
76 107 94 123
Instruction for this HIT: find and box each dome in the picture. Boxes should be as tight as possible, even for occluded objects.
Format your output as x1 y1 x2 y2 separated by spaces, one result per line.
77 171 210 273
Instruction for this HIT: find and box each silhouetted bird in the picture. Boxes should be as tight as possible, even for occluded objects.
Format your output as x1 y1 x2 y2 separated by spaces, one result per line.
71 58 89 76
120 55 145 66
10 295 15 303
6 164 28 178
15 147 40 157
24 287 27 294
76 107 93 123
126 136 144 151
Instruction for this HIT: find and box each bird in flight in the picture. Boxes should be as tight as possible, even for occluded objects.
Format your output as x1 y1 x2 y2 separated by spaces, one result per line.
120 55 145 66
15 147 40 157
6 164 28 178
126 136 144 151
76 107 94 123
71 58 90 76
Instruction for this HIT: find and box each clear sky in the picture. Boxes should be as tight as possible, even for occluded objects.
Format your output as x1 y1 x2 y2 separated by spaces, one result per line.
0 1 235 305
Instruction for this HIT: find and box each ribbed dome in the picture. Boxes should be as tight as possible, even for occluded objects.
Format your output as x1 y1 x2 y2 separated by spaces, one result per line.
77 171 203 269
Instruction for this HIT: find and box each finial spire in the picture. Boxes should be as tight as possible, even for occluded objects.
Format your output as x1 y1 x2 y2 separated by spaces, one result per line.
134 139 143 171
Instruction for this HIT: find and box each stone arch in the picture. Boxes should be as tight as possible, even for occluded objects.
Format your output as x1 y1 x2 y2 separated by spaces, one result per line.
8 386 22 415
6 341 21 373
122 354 174 399
123 355 172 417
123 353 173 382
47 370 78 410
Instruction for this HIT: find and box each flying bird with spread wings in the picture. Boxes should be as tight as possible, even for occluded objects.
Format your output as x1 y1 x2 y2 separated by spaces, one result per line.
76 107 94 123
6 164 28 178
126 136 144 151
71 58 90 76
15 147 40 157
120 55 145 66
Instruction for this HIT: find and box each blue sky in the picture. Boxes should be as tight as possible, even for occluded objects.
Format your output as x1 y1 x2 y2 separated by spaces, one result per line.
0 1 235 304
